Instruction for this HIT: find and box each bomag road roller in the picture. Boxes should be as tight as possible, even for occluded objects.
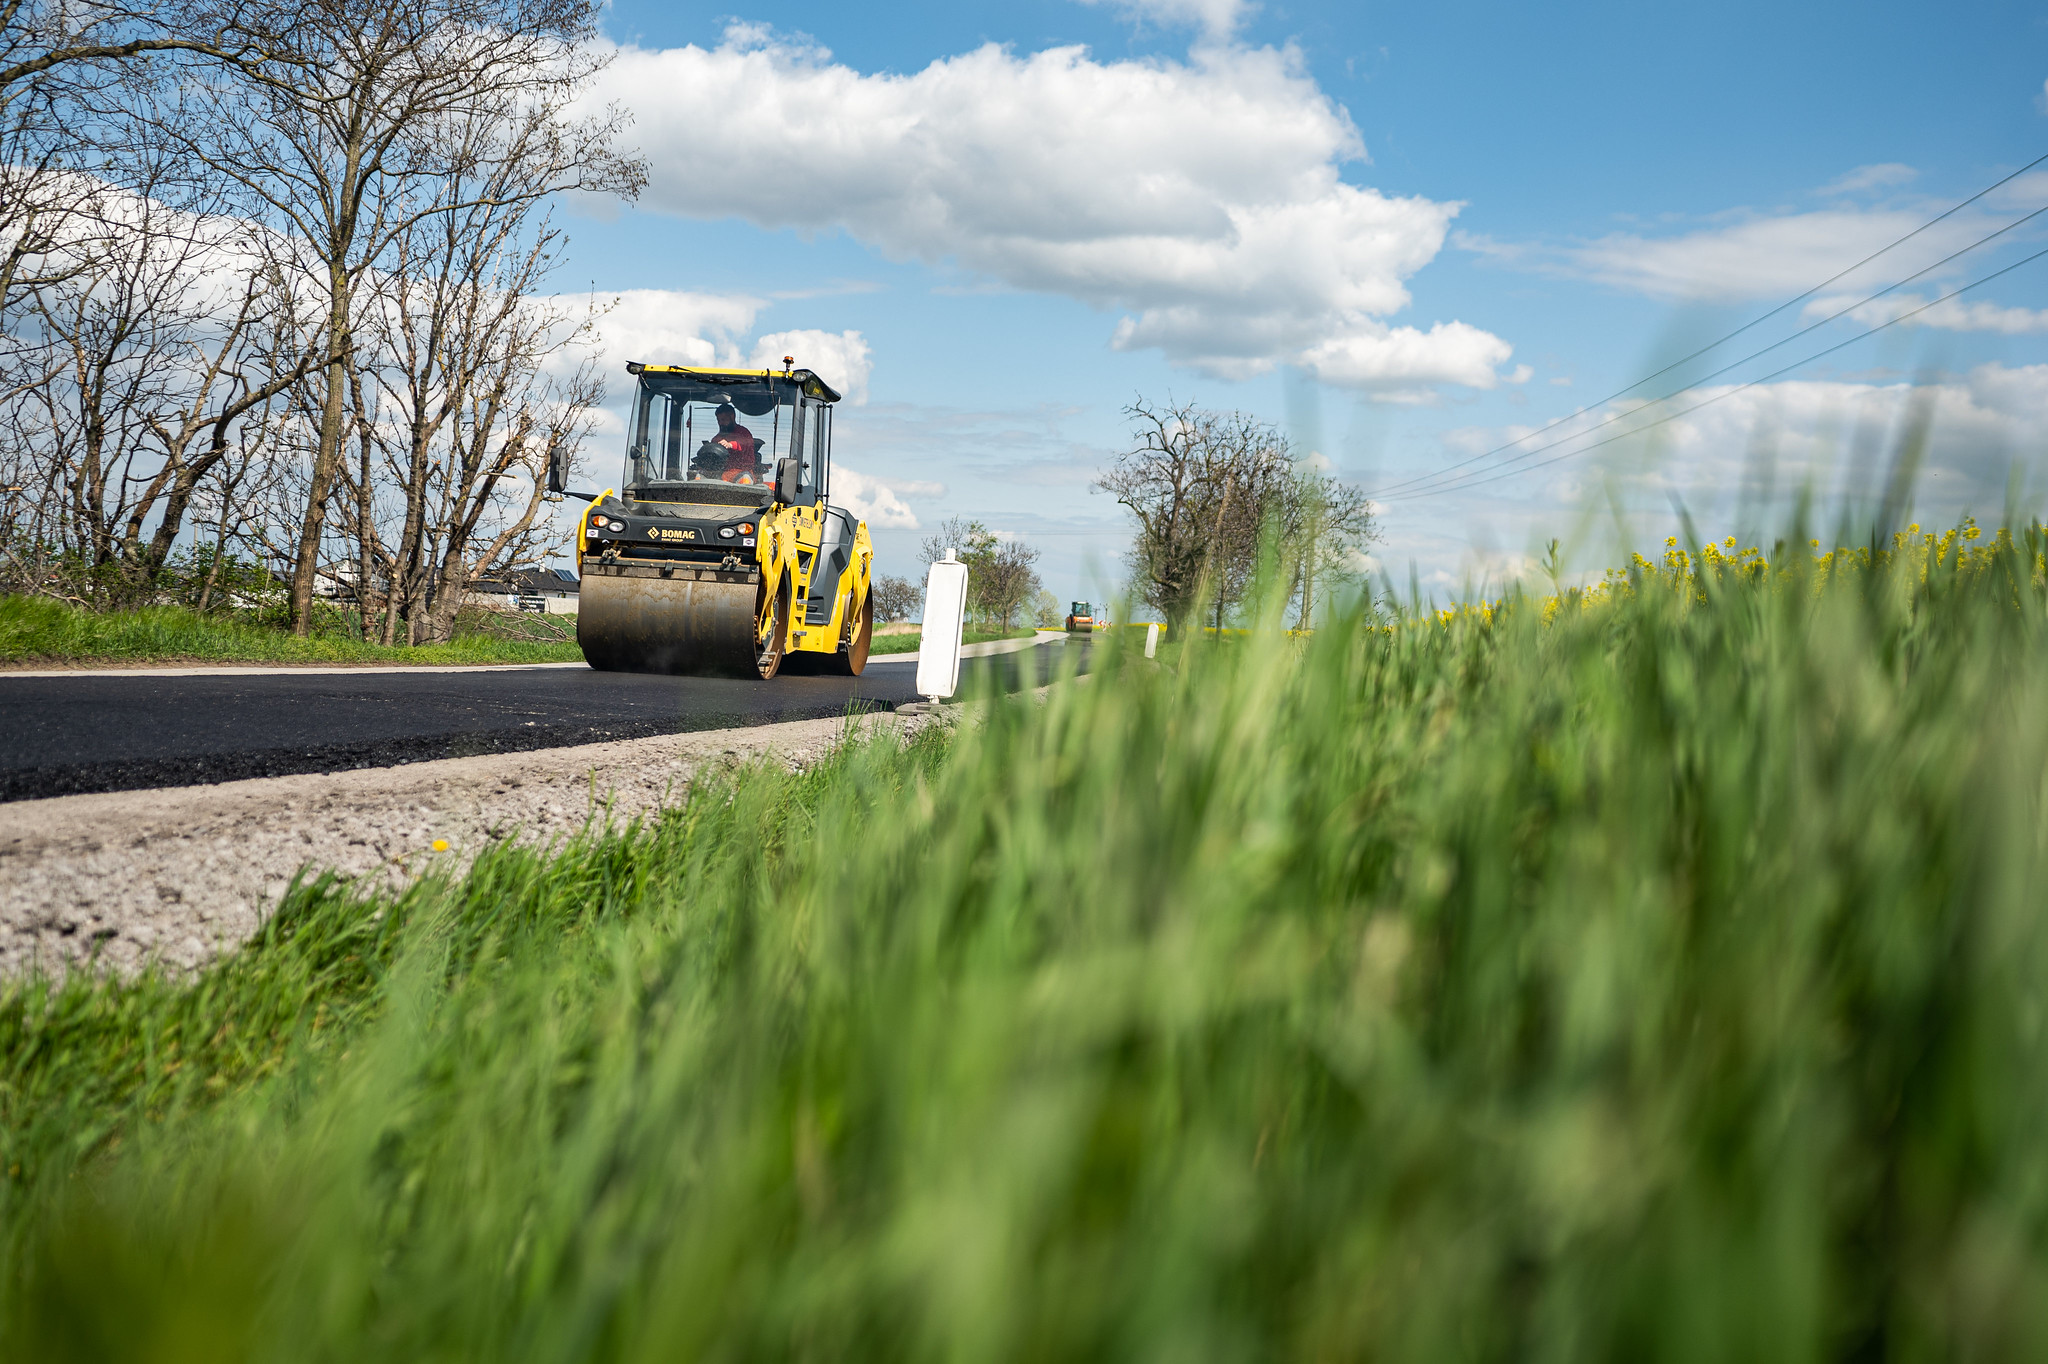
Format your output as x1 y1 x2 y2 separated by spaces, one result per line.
561 359 873 679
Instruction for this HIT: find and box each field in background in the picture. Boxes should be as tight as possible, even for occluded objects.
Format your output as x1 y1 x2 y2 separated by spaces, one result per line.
5 525 2048 1359
0 596 585 667
869 625 1041 655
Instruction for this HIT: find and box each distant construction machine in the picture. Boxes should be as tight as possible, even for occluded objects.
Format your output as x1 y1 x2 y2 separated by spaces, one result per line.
551 359 873 679
1065 601 1094 633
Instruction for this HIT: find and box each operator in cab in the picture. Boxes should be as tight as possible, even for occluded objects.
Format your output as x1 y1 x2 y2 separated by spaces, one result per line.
691 402 762 483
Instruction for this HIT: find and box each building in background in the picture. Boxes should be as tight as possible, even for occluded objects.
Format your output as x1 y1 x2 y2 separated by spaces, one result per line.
466 568 580 615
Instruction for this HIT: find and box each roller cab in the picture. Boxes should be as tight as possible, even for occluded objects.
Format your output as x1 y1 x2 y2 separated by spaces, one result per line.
574 362 873 678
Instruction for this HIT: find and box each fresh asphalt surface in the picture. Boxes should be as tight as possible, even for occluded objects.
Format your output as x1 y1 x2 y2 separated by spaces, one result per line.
0 643 1087 802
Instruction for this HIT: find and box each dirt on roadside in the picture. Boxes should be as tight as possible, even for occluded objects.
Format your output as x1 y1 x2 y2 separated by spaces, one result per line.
0 711 922 980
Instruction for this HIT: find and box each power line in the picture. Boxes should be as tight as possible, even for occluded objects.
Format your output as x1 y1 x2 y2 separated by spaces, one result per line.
1396 242 2048 502
1368 150 2048 501
1377 197 2048 501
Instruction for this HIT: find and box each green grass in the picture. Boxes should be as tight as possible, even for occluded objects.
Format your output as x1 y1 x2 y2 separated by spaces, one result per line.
7 527 2048 1360
0 595 586 666
869 625 1043 654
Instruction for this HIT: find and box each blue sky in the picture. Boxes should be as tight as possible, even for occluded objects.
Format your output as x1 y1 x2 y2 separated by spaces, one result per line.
549 0 2048 600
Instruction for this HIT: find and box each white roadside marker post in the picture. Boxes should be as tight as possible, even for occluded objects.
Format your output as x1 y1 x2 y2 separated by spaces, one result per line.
916 549 970 702
1145 622 1160 658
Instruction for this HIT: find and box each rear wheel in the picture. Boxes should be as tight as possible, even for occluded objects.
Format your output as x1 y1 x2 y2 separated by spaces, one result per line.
829 589 873 676
755 576 790 679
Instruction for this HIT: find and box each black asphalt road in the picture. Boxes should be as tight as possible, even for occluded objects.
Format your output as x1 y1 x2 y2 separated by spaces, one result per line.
0 644 1082 801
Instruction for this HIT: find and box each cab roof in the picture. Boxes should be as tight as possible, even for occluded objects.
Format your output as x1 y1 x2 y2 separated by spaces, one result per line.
626 361 842 404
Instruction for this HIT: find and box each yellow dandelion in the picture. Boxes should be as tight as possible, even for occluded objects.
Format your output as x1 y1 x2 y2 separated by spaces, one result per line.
432 839 449 852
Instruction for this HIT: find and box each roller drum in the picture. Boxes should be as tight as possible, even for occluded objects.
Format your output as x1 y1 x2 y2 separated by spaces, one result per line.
577 567 766 677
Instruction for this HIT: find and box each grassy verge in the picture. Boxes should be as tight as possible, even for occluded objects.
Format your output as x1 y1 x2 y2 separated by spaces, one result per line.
6 527 2048 1358
0 595 586 667
869 625 1042 655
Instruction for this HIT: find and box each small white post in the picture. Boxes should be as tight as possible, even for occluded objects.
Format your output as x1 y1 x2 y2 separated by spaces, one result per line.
1144 622 1160 658
916 549 970 701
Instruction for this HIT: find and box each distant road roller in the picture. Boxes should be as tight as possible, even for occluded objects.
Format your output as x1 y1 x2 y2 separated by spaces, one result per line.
553 360 873 679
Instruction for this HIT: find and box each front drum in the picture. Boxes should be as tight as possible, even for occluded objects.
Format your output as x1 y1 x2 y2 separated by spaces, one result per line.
577 563 764 677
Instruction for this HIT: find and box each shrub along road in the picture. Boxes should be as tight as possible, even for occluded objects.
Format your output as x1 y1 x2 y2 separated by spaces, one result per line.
0 643 1084 801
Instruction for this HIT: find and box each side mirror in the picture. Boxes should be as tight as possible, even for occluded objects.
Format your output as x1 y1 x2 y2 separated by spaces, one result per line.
774 456 802 505
546 442 567 496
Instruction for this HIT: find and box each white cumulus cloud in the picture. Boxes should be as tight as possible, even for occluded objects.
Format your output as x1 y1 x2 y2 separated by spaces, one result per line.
1294 320 1513 391
1802 291 2048 336
1549 209 1984 301
1433 363 2048 522
571 291 874 403
1819 163 1918 196
586 27 1511 396
748 328 873 404
831 465 936 528
591 289 766 368
1458 168 2020 304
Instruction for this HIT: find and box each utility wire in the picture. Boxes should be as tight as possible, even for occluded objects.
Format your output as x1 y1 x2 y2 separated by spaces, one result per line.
1376 198 2048 501
1395 242 2048 502
1368 150 2048 501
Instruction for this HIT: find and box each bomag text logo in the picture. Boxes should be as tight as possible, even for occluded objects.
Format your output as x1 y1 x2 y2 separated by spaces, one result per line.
648 526 697 541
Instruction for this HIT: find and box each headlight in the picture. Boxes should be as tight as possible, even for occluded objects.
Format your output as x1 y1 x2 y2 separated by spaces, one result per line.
718 526 736 539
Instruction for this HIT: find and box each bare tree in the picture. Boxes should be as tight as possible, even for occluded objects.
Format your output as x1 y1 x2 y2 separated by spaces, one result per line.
345 89 617 644
870 573 920 624
414 323 603 644
153 0 641 633
0 4 252 322
1 153 314 601
1096 398 1373 631
0 3 639 633
979 537 1042 634
0 3 240 95
128 254 321 582
918 516 1038 630
1095 399 1291 630
920 516 996 571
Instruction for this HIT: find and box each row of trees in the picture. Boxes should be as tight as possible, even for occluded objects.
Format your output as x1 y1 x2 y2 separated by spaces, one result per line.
1098 398 1378 630
0 1 640 640
873 394 1371 637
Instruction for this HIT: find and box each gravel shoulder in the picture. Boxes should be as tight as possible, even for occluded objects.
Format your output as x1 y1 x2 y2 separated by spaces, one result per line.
0 711 921 980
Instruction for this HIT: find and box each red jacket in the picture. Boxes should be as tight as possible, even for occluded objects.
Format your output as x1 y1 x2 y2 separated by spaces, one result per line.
708 424 756 481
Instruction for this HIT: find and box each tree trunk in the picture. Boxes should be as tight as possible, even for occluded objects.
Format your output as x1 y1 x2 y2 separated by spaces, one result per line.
423 552 467 644
350 358 375 639
384 419 430 645
289 280 350 635
195 503 233 612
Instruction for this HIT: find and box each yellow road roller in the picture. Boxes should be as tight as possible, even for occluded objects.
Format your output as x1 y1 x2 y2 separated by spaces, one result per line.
553 360 873 678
